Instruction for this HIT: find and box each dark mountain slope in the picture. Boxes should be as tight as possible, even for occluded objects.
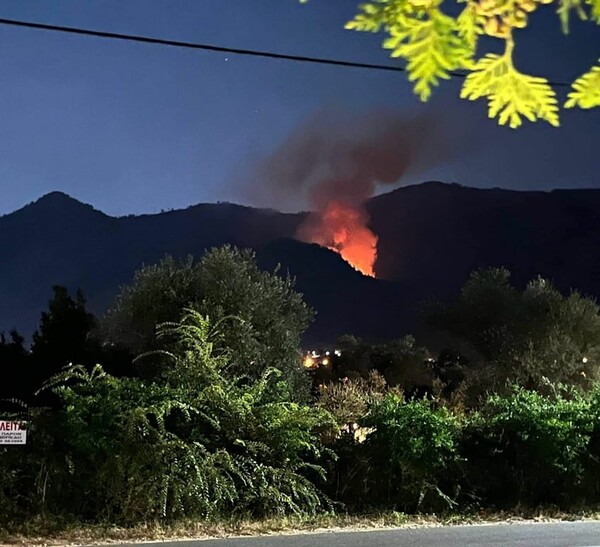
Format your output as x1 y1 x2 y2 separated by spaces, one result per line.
0 194 302 337
256 239 419 344
370 182 600 300
2 182 600 345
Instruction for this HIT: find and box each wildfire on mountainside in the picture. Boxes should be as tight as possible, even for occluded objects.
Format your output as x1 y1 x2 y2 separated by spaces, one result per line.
244 111 451 278
297 200 377 277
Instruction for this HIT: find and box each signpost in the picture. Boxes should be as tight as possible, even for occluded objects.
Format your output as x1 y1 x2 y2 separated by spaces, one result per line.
0 420 27 445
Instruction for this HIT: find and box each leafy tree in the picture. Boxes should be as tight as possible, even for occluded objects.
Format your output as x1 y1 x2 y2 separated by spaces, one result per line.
0 330 25 353
0 287 131 403
102 246 314 398
426 268 600 391
300 0 599 127
102 255 201 353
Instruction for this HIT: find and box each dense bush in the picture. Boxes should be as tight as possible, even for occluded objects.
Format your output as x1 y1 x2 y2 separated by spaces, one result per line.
0 311 335 524
316 383 600 513
316 371 388 428
0 407 65 522
315 372 462 512
361 394 463 511
464 386 600 506
338 393 461 512
314 372 389 506
4 376 600 525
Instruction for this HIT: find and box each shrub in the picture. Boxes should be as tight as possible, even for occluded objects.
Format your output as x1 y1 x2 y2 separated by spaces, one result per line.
364 394 463 511
9 310 335 523
316 371 388 430
463 386 596 506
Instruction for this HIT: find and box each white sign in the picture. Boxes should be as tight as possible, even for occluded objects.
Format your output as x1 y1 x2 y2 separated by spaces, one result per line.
0 421 27 445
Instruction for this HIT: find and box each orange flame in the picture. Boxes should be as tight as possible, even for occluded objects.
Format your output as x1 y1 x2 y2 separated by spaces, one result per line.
298 201 378 277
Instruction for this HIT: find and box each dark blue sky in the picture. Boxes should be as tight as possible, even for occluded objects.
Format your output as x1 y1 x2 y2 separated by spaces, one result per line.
0 0 598 216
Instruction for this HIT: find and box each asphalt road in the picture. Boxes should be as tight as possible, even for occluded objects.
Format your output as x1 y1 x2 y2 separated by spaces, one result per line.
107 521 600 547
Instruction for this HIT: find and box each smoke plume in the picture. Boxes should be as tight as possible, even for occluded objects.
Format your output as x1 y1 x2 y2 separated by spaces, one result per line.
242 109 453 276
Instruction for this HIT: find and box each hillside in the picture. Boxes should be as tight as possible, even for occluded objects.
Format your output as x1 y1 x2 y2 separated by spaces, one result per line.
370 182 600 299
2 182 600 345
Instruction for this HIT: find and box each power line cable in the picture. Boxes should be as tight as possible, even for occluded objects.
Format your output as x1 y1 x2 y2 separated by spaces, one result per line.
0 16 571 87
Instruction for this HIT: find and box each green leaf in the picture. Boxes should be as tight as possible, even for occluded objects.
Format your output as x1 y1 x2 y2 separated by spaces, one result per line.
461 52 560 128
456 3 482 51
565 60 600 109
383 9 474 101
587 0 600 22
345 2 387 32
557 0 589 33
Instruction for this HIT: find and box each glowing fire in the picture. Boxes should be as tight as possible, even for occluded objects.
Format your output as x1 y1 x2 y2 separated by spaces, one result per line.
297 201 378 277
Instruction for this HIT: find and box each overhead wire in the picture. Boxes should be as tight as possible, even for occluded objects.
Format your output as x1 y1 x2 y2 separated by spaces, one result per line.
0 16 572 87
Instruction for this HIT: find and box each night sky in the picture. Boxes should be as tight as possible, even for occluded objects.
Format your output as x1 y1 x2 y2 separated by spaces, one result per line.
0 0 598 216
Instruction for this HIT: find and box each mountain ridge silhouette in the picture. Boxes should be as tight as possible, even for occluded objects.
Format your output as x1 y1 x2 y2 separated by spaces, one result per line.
2 181 600 345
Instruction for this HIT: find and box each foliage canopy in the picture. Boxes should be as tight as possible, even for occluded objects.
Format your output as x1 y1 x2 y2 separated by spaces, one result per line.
102 246 314 398
426 267 600 392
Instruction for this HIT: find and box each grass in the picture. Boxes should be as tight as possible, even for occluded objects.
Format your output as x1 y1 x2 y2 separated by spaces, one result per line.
2 507 600 546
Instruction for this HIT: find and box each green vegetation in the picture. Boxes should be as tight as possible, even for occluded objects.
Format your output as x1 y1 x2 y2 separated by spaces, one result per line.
2 248 600 538
102 246 313 398
319 378 600 512
300 0 600 128
425 267 600 397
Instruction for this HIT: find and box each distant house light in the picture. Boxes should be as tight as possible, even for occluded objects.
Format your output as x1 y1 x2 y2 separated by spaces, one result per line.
303 356 316 369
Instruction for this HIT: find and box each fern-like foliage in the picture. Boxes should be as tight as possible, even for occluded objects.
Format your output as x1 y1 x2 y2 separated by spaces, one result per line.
383 9 474 100
301 0 599 127
346 1 475 100
557 0 589 33
460 48 559 128
35 310 336 522
457 2 482 50
344 1 388 32
565 59 600 109
586 0 600 22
